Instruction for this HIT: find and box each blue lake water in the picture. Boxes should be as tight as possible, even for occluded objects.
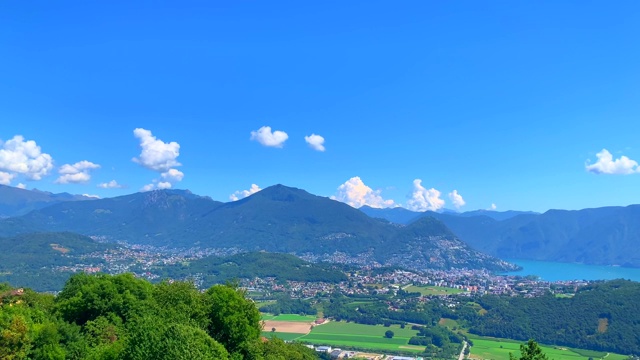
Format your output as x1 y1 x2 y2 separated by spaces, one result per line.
502 259 640 282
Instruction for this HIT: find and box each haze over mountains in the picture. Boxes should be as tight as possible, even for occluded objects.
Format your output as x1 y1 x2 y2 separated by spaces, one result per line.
0 184 512 271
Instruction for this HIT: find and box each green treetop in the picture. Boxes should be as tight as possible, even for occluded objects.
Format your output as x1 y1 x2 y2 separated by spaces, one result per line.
510 340 549 360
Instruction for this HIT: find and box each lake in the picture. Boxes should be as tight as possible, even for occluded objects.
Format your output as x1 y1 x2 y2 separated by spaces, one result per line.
502 259 640 282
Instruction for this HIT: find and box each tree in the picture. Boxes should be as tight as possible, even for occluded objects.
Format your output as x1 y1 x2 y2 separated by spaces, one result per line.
384 330 394 339
152 281 208 329
256 337 318 360
0 315 30 360
120 317 228 360
509 340 549 360
204 284 262 359
55 273 153 326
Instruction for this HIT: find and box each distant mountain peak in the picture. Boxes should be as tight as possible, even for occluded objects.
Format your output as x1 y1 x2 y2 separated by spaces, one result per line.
249 184 314 202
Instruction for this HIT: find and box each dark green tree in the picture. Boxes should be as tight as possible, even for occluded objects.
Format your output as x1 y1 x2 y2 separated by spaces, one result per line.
385 330 394 339
510 340 549 360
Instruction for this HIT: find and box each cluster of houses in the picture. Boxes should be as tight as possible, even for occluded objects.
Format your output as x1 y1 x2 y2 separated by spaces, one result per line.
306 345 423 360
244 267 588 300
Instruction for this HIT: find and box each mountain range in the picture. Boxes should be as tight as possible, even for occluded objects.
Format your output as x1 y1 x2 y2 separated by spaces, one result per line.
3 184 639 268
0 184 95 218
359 205 538 224
0 185 513 271
362 206 640 267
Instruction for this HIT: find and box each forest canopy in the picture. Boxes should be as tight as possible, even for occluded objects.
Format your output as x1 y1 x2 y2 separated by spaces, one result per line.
0 273 318 360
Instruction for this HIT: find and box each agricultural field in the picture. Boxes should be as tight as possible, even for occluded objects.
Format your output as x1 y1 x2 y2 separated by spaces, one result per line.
467 334 628 360
405 284 465 296
261 313 318 342
298 321 425 353
261 331 306 341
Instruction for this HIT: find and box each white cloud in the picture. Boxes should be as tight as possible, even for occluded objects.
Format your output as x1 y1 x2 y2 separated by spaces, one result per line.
0 135 54 181
141 184 156 192
140 181 171 191
161 169 184 183
304 134 326 152
132 128 181 171
16 183 26 189
0 171 15 185
132 128 185 190
586 149 639 175
157 181 172 190
331 177 395 208
55 160 100 184
82 194 100 199
230 184 262 201
56 172 91 184
406 179 445 212
488 203 497 210
58 160 99 174
98 180 124 189
448 190 466 209
250 126 288 148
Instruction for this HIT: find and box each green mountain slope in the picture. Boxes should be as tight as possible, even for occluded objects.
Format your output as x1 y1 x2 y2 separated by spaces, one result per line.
464 280 640 355
0 232 115 291
0 189 224 243
0 185 512 271
405 206 640 267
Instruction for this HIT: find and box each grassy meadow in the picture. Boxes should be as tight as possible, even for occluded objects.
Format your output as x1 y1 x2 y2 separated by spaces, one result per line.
298 321 424 353
467 334 628 360
262 331 306 341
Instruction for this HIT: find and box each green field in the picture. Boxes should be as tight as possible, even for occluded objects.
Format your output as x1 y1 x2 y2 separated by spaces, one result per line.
298 321 424 353
467 334 628 360
405 285 465 295
438 318 459 329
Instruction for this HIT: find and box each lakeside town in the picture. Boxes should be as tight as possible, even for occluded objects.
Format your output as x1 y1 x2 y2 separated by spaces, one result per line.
50 241 588 299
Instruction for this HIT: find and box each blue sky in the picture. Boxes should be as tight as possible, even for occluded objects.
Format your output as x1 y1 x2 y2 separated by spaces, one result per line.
1 1 639 212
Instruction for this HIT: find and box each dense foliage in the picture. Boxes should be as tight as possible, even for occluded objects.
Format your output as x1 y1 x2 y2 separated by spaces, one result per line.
0 273 318 360
259 294 317 316
459 280 640 355
160 252 347 287
324 294 447 326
